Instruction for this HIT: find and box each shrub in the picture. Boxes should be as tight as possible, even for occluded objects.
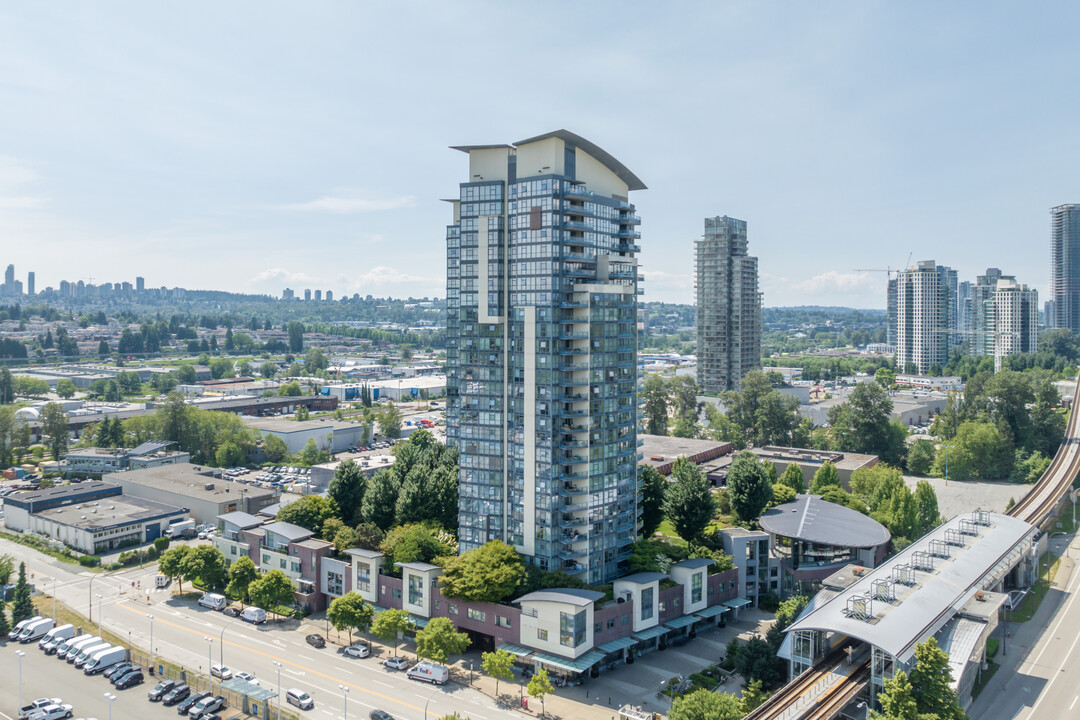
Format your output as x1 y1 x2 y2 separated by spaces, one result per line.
104 562 123 571
758 591 781 613
78 555 101 567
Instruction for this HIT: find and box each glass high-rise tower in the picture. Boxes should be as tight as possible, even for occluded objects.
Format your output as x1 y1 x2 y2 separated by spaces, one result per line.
445 130 644 584
1050 204 1080 332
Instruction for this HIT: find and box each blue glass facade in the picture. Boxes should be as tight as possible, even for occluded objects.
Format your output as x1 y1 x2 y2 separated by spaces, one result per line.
446 134 643 583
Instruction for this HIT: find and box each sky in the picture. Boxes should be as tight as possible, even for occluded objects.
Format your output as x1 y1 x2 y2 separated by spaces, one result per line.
2 2 1079 308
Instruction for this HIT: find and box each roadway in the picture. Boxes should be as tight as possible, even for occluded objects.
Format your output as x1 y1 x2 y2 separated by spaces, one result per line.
0 536 517 720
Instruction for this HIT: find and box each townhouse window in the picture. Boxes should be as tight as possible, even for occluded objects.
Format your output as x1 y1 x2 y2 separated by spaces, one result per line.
392 588 401 599
280 559 286 570
468 608 486 622
449 603 459 615
537 629 548 641
607 619 616 629
496 616 511 628
408 575 424 607
691 573 703 604
640 587 654 621
594 623 601 634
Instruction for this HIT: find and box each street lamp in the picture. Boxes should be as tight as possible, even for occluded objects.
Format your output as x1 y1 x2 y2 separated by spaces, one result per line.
16 649 26 710
104 692 116 720
943 444 954 486
88 573 99 622
51 576 56 622
339 684 349 720
220 616 240 668
423 686 440 720
148 614 155 673
274 662 282 720
96 593 103 636
205 637 213 690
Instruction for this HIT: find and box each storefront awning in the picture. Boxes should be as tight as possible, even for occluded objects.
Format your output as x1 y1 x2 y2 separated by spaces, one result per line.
496 643 535 658
632 624 670 641
664 614 698 630
532 649 605 674
597 636 638 654
724 598 752 609
694 604 729 619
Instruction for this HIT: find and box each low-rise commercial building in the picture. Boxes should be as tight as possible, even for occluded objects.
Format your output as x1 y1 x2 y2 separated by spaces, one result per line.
242 417 370 455
63 441 189 477
106 463 277 525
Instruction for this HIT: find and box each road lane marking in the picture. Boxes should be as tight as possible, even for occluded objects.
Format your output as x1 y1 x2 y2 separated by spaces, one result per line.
1023 555 1080 718
117 602 449 718
1070 696 1078 711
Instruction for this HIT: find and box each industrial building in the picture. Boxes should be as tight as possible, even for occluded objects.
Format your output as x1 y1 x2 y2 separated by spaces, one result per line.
63 441 190 477
242 417 370 454
105 463 277 525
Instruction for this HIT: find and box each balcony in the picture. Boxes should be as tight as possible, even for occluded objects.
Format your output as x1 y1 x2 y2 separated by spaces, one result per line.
617 242 641 253
558 330 589 340
562 220 592 232
561 501 589 513
558 347 588 356
616 228 641 239
558 438 588 449
618 213 641 225
557 408 586 419
558 362 589 372
559 515 587 529
563 204 594 217
559 547 588 560
563 187 595 202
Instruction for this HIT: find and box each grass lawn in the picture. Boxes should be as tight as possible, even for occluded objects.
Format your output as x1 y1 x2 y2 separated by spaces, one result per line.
972 660 1001 700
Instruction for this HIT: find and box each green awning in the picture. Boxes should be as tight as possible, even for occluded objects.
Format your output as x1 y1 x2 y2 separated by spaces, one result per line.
598 636 638 654
632 624 670 641
664 614 699 630
532 649 605 674
694 605 729 619
724 598 752 609
496 643 535 658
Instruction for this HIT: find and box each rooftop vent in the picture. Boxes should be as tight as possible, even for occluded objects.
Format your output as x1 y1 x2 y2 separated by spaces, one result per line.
892 563 916 586
844 593 873 622
204 483 215 491
929 539 950 559
944 529 965 547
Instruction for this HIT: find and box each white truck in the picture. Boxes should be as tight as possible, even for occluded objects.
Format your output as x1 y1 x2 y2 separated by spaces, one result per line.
19 618 54 644
166 519 197 539
84 645 126 675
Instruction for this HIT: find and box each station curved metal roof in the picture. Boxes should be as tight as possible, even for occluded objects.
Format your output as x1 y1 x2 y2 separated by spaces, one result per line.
760 494 891 548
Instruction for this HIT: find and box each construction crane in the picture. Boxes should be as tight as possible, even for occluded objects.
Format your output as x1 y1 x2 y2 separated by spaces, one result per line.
853 254 913 278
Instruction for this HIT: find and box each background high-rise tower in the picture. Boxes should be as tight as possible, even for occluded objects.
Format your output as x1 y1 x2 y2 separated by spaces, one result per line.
695 216 761 393
894 260 953 374
445 130 644 583
1050 204 1080 332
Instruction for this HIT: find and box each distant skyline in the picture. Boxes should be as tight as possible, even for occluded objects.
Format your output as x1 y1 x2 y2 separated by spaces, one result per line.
2 2 1079 308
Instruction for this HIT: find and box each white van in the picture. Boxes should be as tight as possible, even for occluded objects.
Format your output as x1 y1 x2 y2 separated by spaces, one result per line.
56 633 94 660
9 615 43 641
240 607 266 624
39 623 75 649
45 627 83 655
18 618 54 644
406 662 449 685
84 646 126 675
70 640 108 666
198 593 228 611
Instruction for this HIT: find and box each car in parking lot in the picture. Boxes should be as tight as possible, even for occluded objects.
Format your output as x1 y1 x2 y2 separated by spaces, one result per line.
305 634 325 648
382 656 408 671
210 664 233 680
162 684 192 707
176 690 211 715
114 669 144 689
188 695 225 718
234 671 257 683
148 679 177 701
286 688 314 710
344 644 370 658
103 662 134 681
25 704 73 720
19 699 62 720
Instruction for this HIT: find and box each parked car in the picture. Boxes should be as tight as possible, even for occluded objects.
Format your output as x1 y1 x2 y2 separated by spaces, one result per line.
234 671 257 683
210 664 233 680
162 684 192 707
369 711 395 720
188 695 225 718
115 669 145 689
148 679 177 701
382 656 408 671
104 662 135 681
25 704 73 720
222 607 240 618
305 634 325 648
18 699 62 720
176 691 211 715
344 645 370 658
286 688 314 710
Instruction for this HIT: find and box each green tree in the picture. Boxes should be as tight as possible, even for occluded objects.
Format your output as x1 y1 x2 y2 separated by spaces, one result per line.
0 407 15 468
249 569 296 618
183 544 229 592
153 536 170 554
41 402 70 460
874 367 897 389
176 364 197 384
906 439 936 475
724 370 800 447
638 465 667 538
377 404 403 438
873 669 919 720
225 555 259 605
809 461 840 493
778 462 806 493
727 452 773 524
380 523 453 566
439 540 525 603
527 667 554 718
774 595 809 631
11 561 34 624
908 637 965 719
287 321 305 353
415 616 471 664
482 648 515 696
158 545 192 593
663 457 716 541
362 470 401 531
0 553 15 587
641 374 670 435
97 340 110 359
733 635 782 687
332 526 360 553
327 592 375 645
276 495 339 538
328 462 367 524
259 361 278 379
279 381 302 396
55 379 76 399
913 480 940 536
371 608 413 656
828 382 908 466
0 601 9 638
0 367 12 404
739 679 769 714
669 688 741 720
262 434 290 463
770 483 797 507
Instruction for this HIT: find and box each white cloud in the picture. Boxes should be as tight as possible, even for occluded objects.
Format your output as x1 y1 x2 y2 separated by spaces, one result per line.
353 265 438 288
640 269 694 303
793 270 879 294
249 267 322 289
0 196 46 209
281 192 416 214
0 156 47 209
